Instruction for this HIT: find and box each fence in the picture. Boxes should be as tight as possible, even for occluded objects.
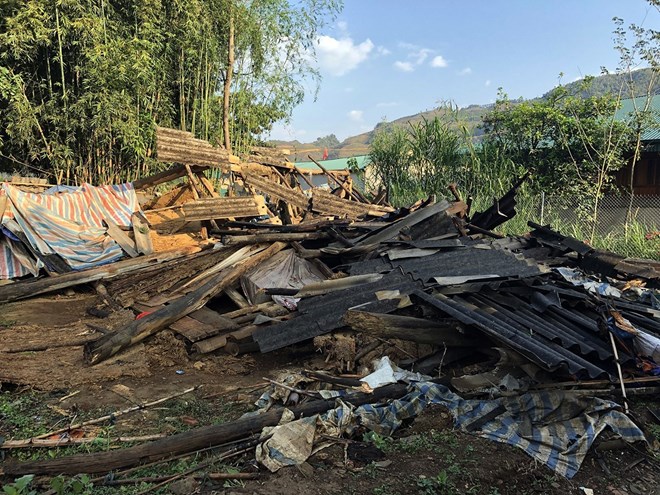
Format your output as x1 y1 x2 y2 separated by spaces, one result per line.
485 192 660 260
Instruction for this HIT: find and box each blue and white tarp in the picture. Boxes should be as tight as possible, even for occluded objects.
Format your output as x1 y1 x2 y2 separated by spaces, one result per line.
0 182 139 278
321 383 646 479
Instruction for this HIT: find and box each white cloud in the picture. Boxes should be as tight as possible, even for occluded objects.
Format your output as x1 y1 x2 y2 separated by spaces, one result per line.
398 42 419 50
337 20 348 33
395 42 447 72
412 48 433 65
431 55 448 68
316 35 374 76
377 46 391 56
485 79 491 87
376 101 399 108
458 67 472 75
394 61 414 72
348 110 364 122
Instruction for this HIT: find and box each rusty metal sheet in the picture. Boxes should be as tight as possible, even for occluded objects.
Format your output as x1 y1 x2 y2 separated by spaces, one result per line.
243 173 310 210
182 195 268 221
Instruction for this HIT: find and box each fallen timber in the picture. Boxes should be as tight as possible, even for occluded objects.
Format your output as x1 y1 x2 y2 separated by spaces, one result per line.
84 242 285 364
0 246 201 304
3 383 409 475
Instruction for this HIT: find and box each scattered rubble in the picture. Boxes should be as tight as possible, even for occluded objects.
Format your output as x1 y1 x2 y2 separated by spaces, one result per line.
0 128 659 490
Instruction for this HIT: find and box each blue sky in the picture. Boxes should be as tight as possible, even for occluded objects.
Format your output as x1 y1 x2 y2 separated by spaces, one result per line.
267 0 658 143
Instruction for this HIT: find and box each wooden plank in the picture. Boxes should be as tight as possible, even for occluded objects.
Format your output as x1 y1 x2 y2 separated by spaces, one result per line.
156 127 239 169
310 189 381 219
104 219 139 258
84 243 287 364
131 211 153 255
169 316 219 342
189 307 239 331
0 246 201 303
182 196 268 221
243 173 310 210
223 232 328 245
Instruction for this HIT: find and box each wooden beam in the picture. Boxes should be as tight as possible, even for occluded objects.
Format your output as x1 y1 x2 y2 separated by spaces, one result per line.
3 384 409 475
84 243 286 364
0 247 200 303
343 310 477 346
131 211 154 255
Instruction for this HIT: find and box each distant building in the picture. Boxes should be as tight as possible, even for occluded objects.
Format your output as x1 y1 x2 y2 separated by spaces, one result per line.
615 94 660 195
295 155 372 190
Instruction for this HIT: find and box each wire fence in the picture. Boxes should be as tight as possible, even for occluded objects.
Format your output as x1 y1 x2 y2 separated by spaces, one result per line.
488 192 660 260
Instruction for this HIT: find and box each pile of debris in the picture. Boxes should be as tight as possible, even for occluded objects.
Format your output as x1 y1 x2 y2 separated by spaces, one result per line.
1 128 659 483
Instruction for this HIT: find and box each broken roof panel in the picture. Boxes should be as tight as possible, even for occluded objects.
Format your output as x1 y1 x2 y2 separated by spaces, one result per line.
253 271 423 352
413 290 616 379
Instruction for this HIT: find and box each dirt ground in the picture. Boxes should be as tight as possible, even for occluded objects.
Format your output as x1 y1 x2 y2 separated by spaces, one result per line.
0 292 659 495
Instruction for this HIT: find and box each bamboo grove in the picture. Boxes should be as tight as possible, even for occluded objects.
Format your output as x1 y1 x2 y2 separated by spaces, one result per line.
0 0 341 185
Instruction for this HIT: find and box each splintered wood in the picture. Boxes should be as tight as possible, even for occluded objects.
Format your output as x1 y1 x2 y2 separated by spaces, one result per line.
311 189 392 219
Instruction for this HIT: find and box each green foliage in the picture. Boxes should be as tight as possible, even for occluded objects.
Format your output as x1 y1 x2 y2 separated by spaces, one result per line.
313 134 341 148
2 475 36 495
482 84 633 193
369 106 524 207
0 391 52 438
416 471 457 495
49 475 94 495
0 0 342 184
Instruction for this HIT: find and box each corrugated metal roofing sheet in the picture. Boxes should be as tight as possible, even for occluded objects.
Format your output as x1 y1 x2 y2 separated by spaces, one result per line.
615 95 660 142
347 245 542 283
253 270 423 352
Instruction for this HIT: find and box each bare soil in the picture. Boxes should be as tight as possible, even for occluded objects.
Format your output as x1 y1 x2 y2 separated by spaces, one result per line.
0 292 658 495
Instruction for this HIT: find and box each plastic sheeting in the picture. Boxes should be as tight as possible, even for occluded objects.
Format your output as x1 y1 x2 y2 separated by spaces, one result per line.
0 182 139 278
256 382 646 479
241 249 325 309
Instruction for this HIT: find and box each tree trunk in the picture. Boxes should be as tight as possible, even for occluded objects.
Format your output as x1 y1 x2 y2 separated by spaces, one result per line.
223 10 234 153
343 310 476 346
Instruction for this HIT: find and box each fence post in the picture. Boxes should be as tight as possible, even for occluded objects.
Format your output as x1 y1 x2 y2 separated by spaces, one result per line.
540 191 545 225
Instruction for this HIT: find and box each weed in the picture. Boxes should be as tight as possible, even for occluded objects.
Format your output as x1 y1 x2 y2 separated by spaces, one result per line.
2 475 37 495
364 431 394 452
0 391 55 439
416 470 458 495
373 483 398 495
49 475 94 495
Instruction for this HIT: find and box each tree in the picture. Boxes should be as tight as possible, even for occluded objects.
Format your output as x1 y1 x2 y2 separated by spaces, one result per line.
482 82 634 242
612 3 660 222
0 0 342 184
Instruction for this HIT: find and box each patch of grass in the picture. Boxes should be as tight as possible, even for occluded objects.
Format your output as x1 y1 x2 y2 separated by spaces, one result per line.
155 396 248 434
415 470 458 495
0 391 56 439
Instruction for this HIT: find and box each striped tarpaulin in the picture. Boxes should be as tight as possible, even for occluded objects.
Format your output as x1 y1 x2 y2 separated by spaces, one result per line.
0 182 139 278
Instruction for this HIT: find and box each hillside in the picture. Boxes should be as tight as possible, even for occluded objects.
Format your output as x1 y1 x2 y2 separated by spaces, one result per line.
273 68 659 162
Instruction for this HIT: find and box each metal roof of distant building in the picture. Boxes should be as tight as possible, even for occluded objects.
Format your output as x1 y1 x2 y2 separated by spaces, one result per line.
295 155 370 171
615 94 660 142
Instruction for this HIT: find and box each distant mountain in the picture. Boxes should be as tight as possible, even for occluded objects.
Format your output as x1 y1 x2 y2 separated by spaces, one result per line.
545 68 660 100
273 68 658 162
